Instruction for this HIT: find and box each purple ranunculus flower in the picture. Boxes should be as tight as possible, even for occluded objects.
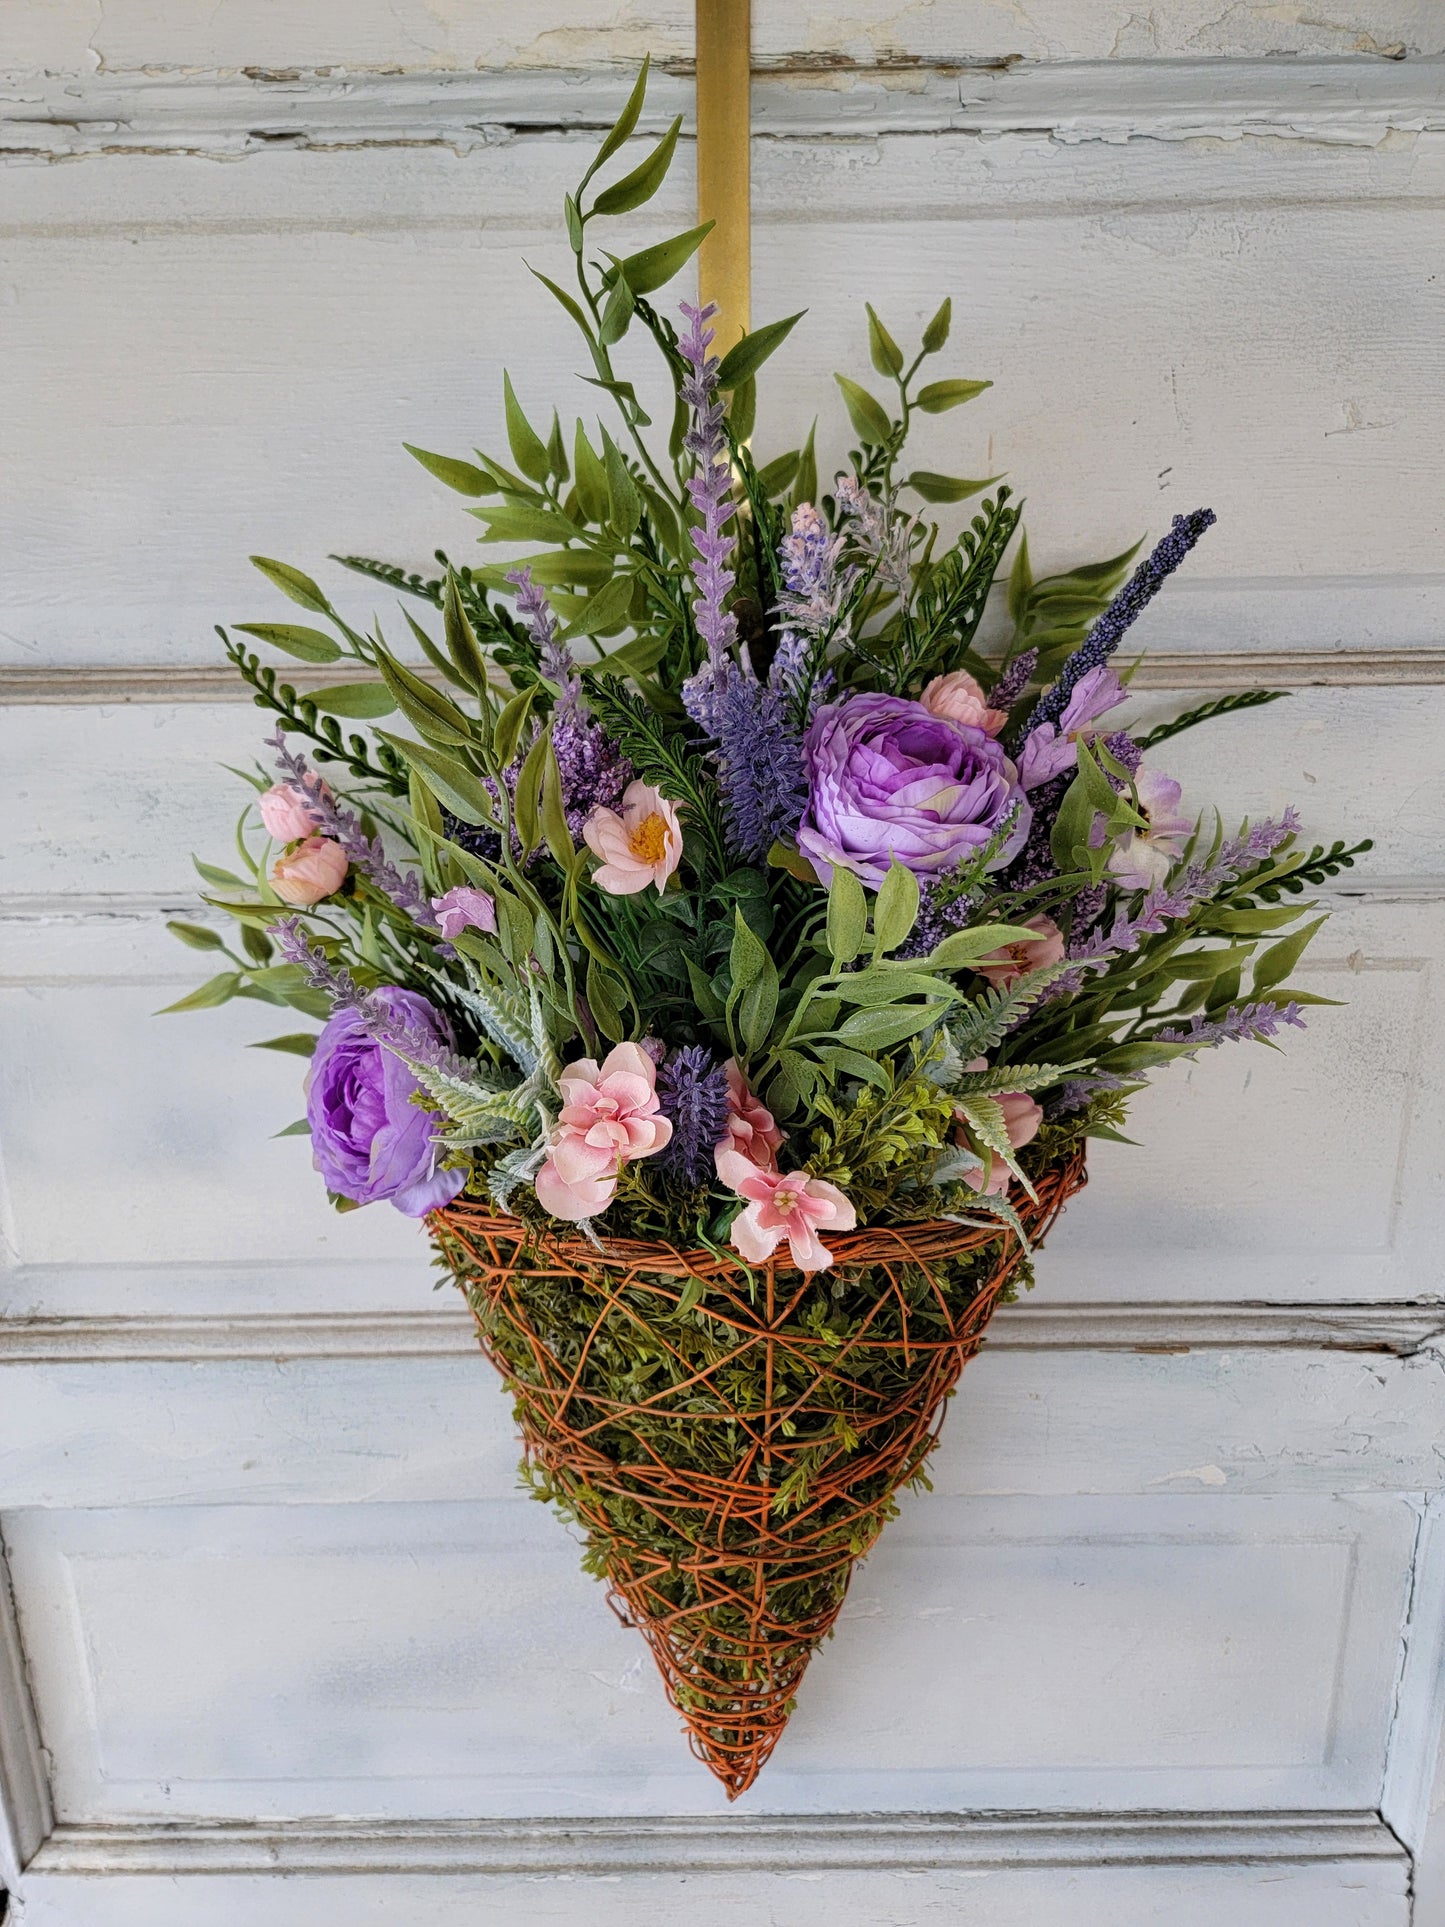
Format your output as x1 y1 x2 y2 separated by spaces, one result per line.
797 692 1032 888
305 987 467 1216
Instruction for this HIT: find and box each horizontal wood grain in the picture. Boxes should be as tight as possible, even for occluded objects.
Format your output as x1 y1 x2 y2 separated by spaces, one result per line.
5 0 1440 77
6 58 1444 157
3 131 1443 668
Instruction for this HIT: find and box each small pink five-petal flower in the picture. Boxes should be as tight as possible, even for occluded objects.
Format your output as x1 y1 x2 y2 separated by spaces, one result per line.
716 1149 857 1273
584 780 684 896
534 1042 673 1223
1107 767 1192 892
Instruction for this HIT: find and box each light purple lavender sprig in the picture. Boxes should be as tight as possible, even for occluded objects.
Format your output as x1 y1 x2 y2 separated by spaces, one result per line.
506 567 631 836
678 301 738 718
270 730 434 925
1156 1000 1307 1052
274 917 472 1076
1038 808 1303 1002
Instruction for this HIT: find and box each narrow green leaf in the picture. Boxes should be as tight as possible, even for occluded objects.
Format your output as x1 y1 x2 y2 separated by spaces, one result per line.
729 907 769 995
615 222 713 296
872 860 920 955
573 423 609 524
563 571 631 640
274 1119 312 1137
442 571 490 693
234 621 341 665
928 924 1041 968
835 1004 946 1050
513 731 548 854
757 448 800 497
404 443 495 497
716 310 806 390
587 955 628 1043
921 296 952 355
472 504 579 545
492 684 539 768
907 471 1001 505
865 303 904 379
540 739 575 866
309 681 397 718
1253 915 1328 993
564 193 584 252
598 270 635 346
1006 529 1033 625
249 556 329 613
914 377 992 414
249 1033 319 1057
833 374 893 445
826 866 869 966
503 372 552 483
791 421 818 510
739 951 780 1053
589 54 651 176
156 971 242 1014
726 374 756 444
601 429 641 538
527 265 589 334
376 645 476 747
194 857 246 889
592 114 681 215
167 919 224 951
376 733 498 827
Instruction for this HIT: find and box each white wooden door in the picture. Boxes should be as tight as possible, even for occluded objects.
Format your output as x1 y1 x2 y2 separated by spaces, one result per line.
4 7 1445 1922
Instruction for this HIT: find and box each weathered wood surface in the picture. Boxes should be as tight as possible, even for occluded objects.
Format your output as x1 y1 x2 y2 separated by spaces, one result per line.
2 22 1444 1920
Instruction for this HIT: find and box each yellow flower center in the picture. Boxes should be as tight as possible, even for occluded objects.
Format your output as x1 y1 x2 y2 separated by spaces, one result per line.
775 1188 799 1214
628 812 669 865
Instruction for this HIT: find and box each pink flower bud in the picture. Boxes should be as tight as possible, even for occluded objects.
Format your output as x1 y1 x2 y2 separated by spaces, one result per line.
921 670 1008 737
271 836 348 906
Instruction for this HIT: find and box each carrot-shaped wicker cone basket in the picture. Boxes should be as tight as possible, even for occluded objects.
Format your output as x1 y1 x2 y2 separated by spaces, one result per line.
431 1145 1086 1798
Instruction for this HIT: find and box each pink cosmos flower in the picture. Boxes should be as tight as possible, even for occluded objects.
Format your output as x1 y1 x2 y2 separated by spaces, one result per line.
717 1153 857 1273
271 836 348 906
921 669 1008 737
583 780 684 896
430 885 497 940
258 773 332 843
534 1041 673 1222
1107 767 1193 891
973 914 1066 989
716 1059 785 1176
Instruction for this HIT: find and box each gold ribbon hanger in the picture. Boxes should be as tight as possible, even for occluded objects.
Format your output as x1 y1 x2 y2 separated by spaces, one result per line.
695 0 751 345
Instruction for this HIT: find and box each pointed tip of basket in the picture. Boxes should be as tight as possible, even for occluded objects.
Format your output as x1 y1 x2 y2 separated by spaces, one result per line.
690 1721 786 1800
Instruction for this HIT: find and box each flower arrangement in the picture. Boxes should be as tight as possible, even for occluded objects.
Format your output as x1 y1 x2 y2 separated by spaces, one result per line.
168 62 1370 1793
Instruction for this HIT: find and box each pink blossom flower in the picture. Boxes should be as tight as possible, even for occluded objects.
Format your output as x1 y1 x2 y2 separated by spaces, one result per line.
973 914 1066 989
271 836 348 906
1107 767 1193 891
534 1041 673 1222
718 1156 857 1273
259 776 330 843
954 1059 1043 1194
921 669 1008 737
430 886 497 940
583 780 684 896
715 1059 785 1176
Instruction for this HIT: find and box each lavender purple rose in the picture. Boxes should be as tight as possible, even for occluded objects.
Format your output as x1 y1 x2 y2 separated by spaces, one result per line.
797 691 1031 889
305 987 467 1216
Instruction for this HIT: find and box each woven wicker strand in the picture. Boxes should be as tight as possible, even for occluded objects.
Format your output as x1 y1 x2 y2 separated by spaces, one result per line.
431 1145 1087 1798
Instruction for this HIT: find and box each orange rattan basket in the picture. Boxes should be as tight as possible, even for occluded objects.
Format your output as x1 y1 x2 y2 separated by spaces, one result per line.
431 1144 1086 1797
